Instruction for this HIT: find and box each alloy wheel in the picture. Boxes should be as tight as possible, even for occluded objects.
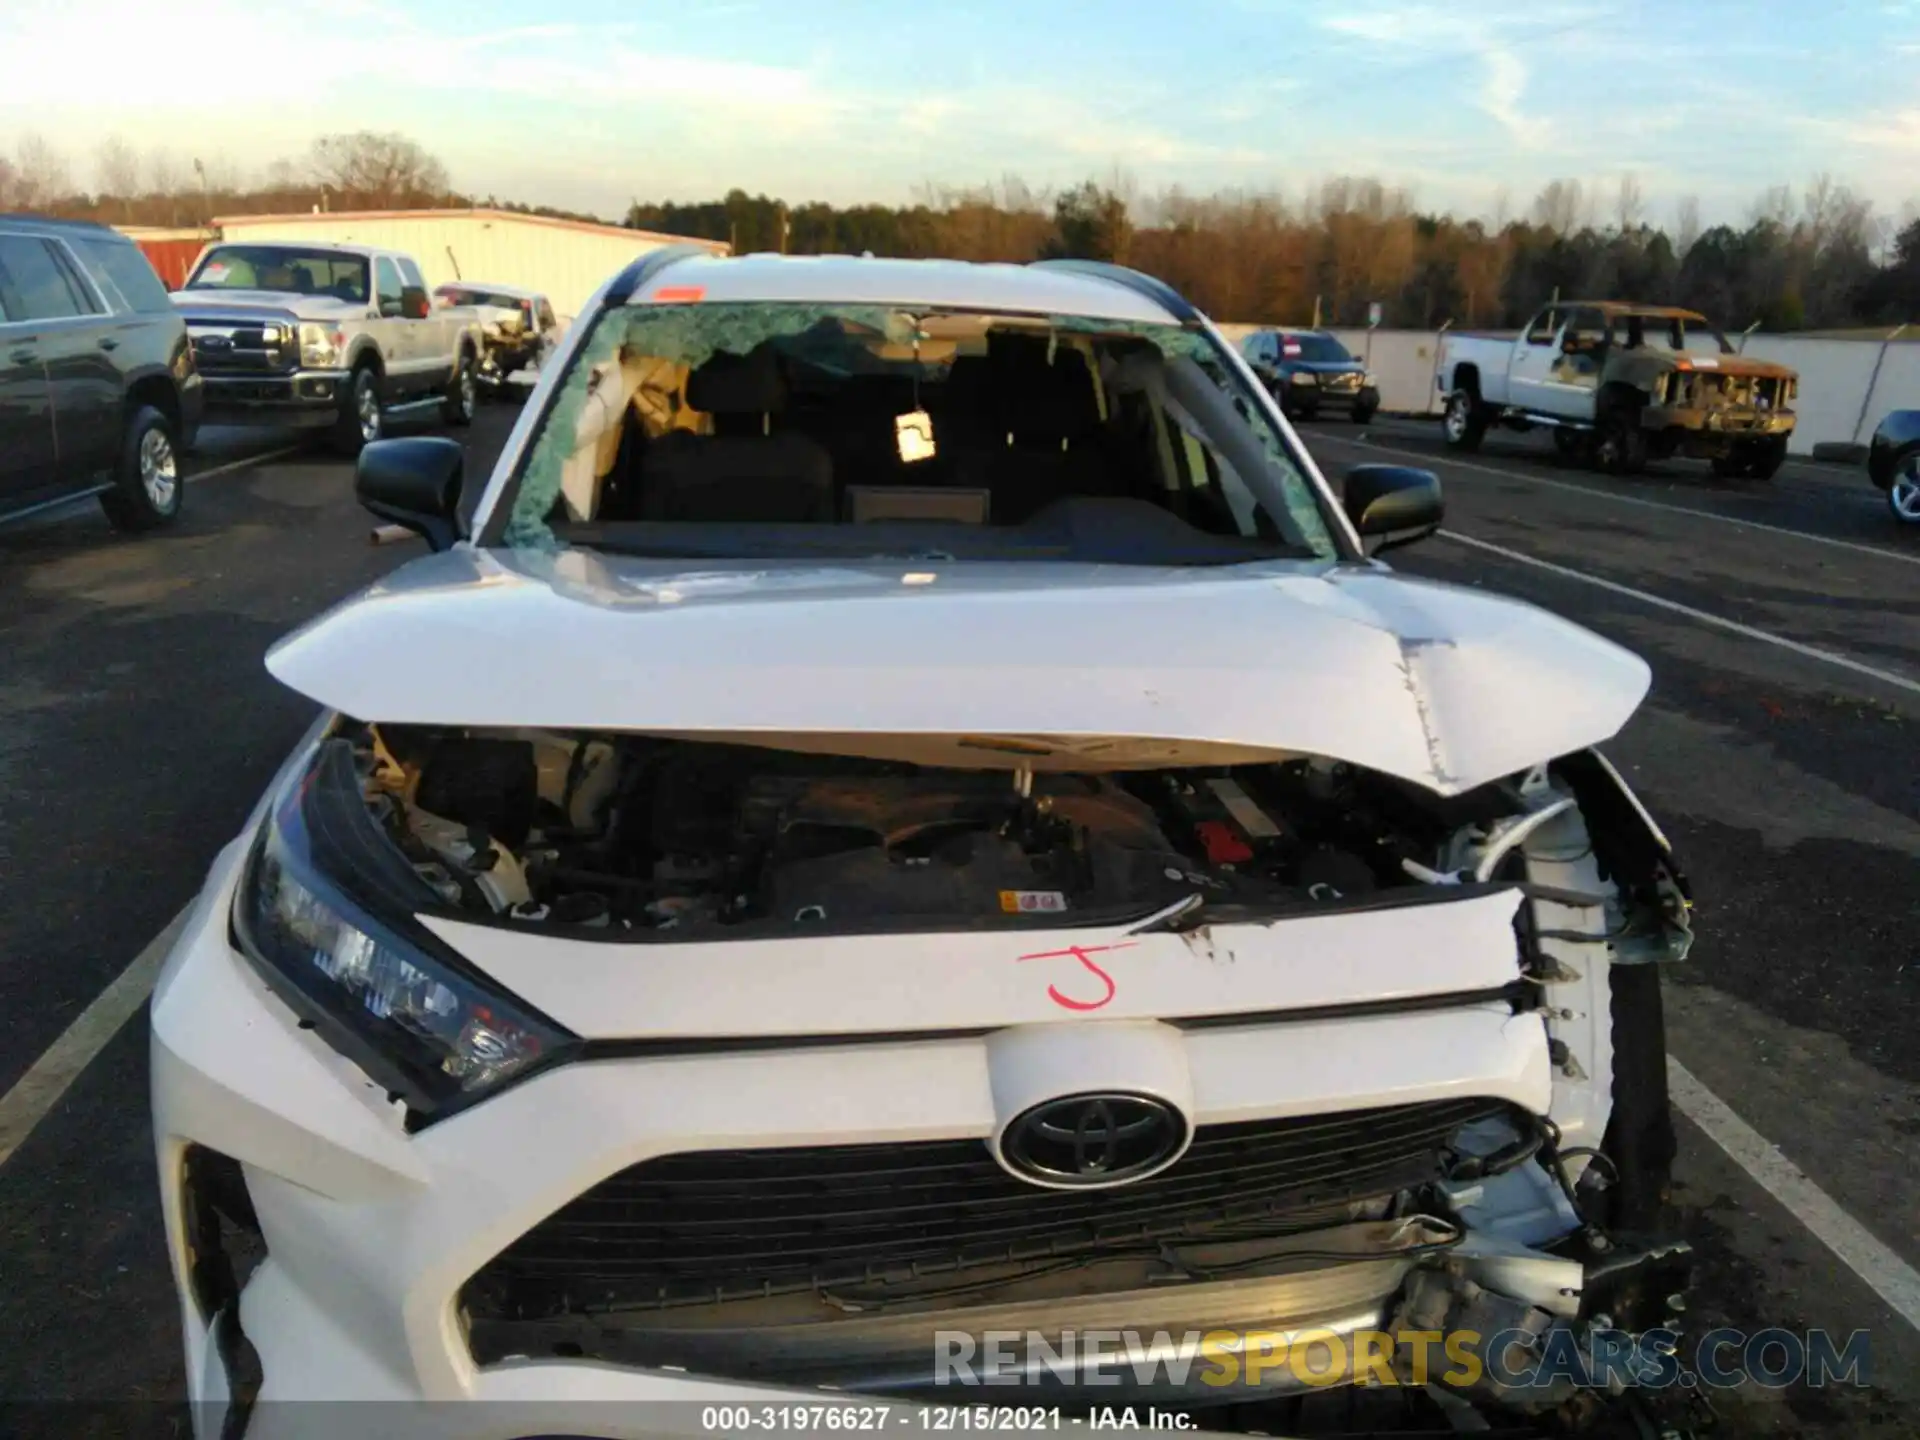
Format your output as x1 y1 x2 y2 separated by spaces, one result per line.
1892 458 1920 523
140 426 178 510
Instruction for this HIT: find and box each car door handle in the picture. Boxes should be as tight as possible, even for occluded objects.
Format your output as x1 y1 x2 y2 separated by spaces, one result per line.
98 337 118 352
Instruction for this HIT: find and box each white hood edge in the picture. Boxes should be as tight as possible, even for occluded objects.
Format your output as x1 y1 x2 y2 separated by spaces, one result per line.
264 548 1651 797
425 889 1530 1040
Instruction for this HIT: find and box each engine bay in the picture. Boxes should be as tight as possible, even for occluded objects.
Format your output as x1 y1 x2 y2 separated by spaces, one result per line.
350 724 1517 936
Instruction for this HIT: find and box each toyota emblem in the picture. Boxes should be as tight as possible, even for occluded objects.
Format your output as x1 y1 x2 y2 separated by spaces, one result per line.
999 1092 1188 1188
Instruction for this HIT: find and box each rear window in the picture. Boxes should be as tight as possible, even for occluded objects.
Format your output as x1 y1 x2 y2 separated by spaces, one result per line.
0 235 91 321
1281 334 1352 363
439 287 532 312
72 237 174 314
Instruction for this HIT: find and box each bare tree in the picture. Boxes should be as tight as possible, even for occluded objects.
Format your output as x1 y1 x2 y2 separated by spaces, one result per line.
146 149 183 197
1612 172 1645 233
200 154 241 196
1674 195 1701 258
1748 183 1794 230
1530 179 1583 235
95 137 141 212
13 132 72 208
309 131 449 206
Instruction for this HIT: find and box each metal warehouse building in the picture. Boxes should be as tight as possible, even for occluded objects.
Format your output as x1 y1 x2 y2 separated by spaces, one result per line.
205 208 728 322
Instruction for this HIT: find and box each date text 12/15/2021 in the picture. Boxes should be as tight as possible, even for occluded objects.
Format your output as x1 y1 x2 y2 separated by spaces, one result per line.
698 1406 1196 1431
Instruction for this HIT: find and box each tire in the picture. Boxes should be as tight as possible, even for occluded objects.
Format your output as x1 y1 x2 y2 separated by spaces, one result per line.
1746 436 1786 481
1709 452 1748 479
331 365 382 457
1551 427 1591 459
1599 964 1676 1230
1595 409 1648 476
1350 402 1377 425
99 406 183 532
441 348 477 427
1890 449 1920 525
1442 388 1486 451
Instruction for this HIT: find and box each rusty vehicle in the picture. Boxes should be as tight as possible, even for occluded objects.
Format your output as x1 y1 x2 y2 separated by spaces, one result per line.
1438 302 1798 479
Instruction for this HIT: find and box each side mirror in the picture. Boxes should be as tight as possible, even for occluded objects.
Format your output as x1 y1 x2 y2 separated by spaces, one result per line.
400 286 430 320
357 437 467 551
1342 464 1443 555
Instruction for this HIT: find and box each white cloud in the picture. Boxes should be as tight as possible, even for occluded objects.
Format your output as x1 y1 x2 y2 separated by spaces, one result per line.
1314 3 1591 152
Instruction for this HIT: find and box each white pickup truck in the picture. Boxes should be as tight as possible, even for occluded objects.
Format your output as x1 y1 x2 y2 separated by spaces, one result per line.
1436 301 1798 479
172 241 484 455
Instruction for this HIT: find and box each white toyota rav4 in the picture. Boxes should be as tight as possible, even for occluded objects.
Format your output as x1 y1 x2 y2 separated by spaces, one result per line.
151 252 1696 1439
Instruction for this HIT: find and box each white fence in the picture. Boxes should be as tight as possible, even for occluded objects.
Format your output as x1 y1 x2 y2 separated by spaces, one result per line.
1216 323 1920 456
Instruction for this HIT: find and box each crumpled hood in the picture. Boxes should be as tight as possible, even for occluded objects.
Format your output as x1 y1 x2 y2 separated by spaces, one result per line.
1674 351 1796 381
266 552 1651 802
265 549 1650 796
172 290 369 323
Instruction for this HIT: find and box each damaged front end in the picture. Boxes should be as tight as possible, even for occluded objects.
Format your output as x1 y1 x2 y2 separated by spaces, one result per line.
232 714 1698 1434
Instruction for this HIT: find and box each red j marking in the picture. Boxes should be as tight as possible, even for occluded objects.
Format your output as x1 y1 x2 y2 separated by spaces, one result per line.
1015 942 1138 1012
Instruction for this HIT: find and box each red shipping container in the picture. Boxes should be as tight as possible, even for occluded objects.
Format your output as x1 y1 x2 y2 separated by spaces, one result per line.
116 228 215 290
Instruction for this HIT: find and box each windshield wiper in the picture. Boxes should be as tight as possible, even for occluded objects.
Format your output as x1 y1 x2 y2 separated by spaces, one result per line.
1124 893 1208 935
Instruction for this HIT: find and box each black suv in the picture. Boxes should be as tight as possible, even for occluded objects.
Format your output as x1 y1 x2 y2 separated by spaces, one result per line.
1240 328 1379 423
1 215 204 531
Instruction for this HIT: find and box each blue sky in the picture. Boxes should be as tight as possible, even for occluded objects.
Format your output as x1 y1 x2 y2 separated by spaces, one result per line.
2 0 1911 229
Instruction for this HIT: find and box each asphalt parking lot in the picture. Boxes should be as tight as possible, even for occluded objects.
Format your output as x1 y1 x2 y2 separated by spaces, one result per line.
0 403 1916 1437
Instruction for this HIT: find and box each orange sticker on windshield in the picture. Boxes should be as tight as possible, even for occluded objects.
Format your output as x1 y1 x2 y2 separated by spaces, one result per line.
652 285 706 303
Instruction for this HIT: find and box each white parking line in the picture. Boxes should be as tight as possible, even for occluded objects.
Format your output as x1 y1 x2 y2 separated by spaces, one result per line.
0 906 186 1172
1439 529 1920 697
1315 431 1920 570
1670 1057 1920 1333
187 445 301 483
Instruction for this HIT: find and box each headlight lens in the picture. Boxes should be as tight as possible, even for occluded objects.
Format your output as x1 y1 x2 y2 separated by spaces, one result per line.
1292 371 1318 386
234 740 578 1124
298 322 348 370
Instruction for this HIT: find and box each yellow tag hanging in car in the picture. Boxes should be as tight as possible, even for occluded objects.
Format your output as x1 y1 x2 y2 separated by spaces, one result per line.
896 409 936 463
895 317 937 462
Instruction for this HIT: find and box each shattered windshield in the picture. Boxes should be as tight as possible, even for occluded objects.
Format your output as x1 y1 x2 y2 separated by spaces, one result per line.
186 246 370 301
1618 312 1732 355
498 300 1341 565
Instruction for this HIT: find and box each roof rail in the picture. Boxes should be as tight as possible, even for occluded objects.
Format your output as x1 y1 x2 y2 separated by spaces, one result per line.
1028 259 1199 322
605 243 711 306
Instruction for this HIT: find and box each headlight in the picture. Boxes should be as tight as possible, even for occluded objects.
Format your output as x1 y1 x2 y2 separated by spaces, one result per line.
298 322 348 370
1361 371 1376 387
234 739 578 1125
1291 371 1319 386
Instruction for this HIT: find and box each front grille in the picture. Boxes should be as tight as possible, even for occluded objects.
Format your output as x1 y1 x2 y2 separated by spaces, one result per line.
1675 371 1788 415
464 1097 1512 1319
188 325 296 374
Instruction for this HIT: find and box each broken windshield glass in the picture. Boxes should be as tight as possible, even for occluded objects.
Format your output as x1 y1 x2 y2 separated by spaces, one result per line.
501 301 1335 560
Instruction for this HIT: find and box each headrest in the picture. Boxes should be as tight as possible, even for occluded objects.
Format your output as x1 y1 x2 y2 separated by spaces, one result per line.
987 334 1101 442
687 348 786 415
